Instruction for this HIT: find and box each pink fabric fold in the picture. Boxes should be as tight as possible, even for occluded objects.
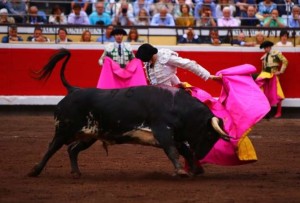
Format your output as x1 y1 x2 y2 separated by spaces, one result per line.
97 57 147 89
193 64 270 165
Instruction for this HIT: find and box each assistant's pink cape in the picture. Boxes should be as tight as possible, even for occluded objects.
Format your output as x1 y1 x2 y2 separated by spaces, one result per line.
192 64 270 165
255 72 284 106
97 57 147 89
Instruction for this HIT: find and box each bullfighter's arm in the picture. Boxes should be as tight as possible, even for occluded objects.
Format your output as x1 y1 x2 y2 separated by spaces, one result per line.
277 52 288 74
167 55 211 81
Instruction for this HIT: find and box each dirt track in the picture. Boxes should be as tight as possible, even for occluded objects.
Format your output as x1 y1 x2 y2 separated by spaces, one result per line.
0 112 299 203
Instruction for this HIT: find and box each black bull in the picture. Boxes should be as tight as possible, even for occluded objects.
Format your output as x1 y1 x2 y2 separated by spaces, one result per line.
28 49 230 178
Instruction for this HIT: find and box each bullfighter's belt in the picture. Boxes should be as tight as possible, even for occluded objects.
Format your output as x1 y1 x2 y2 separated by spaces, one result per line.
263 66 278 73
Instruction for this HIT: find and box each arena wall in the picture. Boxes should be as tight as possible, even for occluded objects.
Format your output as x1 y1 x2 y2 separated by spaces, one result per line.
0 43 299 107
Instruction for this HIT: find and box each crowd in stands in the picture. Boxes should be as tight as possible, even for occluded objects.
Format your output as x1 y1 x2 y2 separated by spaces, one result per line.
0 0 299 44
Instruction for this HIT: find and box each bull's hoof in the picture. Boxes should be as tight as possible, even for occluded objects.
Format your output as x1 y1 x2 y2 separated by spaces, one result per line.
173 169 190 178
71 171 81 179
27 166 41 177
192 165 205 176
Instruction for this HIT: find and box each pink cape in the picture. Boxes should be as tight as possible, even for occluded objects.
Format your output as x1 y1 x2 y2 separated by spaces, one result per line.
193 64 270 165
97 57 147 89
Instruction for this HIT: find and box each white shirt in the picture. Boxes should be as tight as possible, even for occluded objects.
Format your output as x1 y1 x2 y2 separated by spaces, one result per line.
147 49 210 86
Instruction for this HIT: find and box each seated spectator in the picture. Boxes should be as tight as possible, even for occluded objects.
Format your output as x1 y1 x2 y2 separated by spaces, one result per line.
287 5 300 28
194 0 217 20
173 0 193 19
255 31 265 46
80 30 92 42
125 28 144 43
109 0 134 18
134 8 150 26
55 28 73 43
256 0 277 24
6 0 26 23
231 32 255 46
26 5 47 24
277 0 294 16
151 0 174 16
89 2 111 25
0 8 15 24
71 0 90 14
178 27 200 43
217 7 240 27
175 3 195 27
240 5 261 26
133 0 151 17
1 25 23 43
112 2 134 26
96 24 115 43
68 3 90 25
275 30 293 46
48 4 67 24
150 6 175 26
215 0 236 20
27 27 50 42
196 4 217 27
235 0 256 18
263 9 286 27
200 29 221 45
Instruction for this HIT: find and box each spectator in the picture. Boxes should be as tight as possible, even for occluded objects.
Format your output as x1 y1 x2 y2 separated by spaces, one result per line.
134 8 150 25
215 0 236 20
26 5 47 24
263 9 286 27
0 8 15 24
96 24 115 43
173 0 193 18
109 0 134 18
196 3 217 27
132 0 151 17
194 0 217 20
200 29 222 45
6 0 26 23
80 30 92 42
275 30 293 46
240 5 261 26
105 0 117 17
99 28 135 68
287 5 300 28
27 27 51 42
175 3 195 27
55 28 73 43
255 41 288 118
256 0 277 23
178 27 200 43
126 28 144 43
151 0 175 16
1 25 23 43
255 31 265 46
231 32 255 46
68 3 90 25
89 2 111 25
276 0 294 16
217 7 240 27
71 0 90 14
150 6 175 26
48 4 67 24
112 2 134 26
235 0 256 18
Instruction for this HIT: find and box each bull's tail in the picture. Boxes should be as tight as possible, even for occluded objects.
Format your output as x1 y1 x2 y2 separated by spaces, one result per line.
32 48 75 93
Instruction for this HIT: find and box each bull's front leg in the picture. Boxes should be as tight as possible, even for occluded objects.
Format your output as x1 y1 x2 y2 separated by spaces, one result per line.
151 125 189 177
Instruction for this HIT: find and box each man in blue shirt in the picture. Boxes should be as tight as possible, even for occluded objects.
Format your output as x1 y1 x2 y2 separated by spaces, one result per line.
287 5 300 28
89 2 111 25
150 6 175 26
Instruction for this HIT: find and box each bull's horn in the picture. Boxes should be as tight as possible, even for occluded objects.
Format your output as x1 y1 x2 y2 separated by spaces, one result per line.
211 117 231 141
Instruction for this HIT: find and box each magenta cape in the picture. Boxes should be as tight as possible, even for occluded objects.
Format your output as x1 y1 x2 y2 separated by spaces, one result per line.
193 64 270 165
97 57 147 89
